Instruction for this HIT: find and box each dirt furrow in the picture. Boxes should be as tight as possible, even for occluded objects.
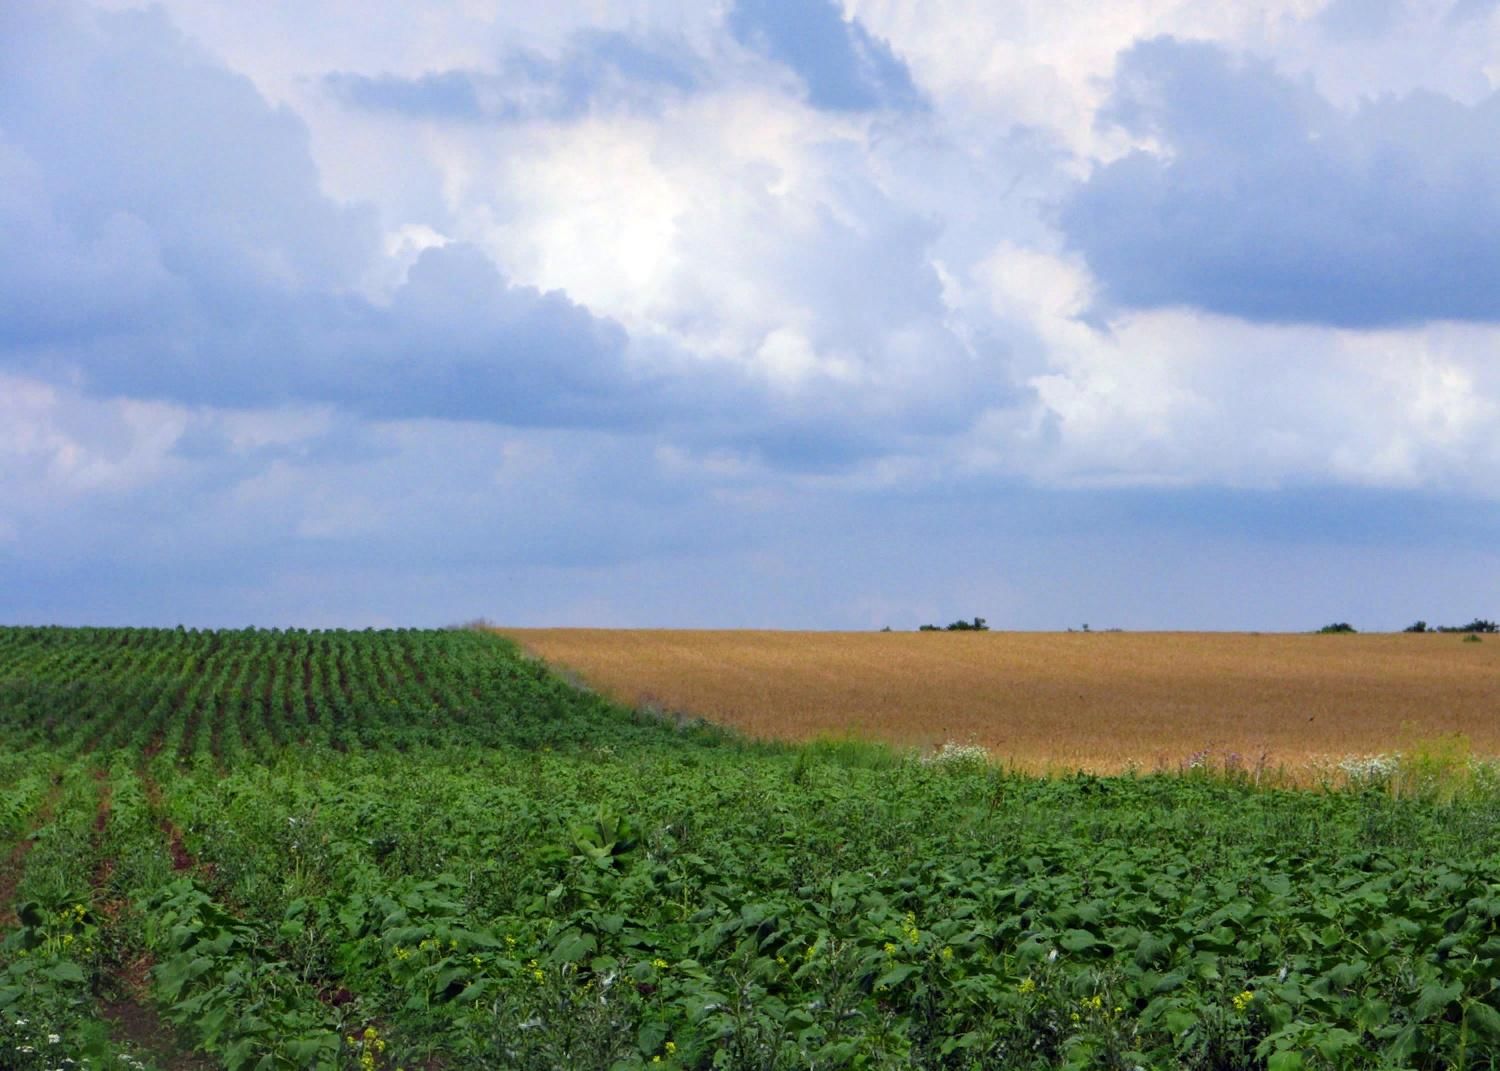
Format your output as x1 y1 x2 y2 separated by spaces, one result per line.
0 773 65 926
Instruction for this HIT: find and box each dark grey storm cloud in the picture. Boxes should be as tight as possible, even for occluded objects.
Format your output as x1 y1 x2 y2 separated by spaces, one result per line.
0 3 669 427
1061 36 1500 327
325 30 703 122
727 0 922 112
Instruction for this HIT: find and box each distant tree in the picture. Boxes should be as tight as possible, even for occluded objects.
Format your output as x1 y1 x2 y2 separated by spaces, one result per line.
1435 619 1498 634
1318 622 1357 634
919 617 990 632
1404 621 1428 633
946 617 988 632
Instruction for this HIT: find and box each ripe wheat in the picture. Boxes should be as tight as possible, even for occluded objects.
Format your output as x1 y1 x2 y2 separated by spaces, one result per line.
500 629 1500 773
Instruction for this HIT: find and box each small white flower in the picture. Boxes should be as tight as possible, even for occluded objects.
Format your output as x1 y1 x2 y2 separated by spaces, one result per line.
1047 948 1059 963
14 1018 28 1026
926 741 990 767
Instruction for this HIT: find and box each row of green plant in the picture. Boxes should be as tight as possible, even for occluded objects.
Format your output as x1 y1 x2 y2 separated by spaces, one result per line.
9 746 1500 1069
3 627 1500 1068
0 626 724 758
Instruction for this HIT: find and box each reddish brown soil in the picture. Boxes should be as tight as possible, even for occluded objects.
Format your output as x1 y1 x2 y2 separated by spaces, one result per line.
89 768 124 914
92 768 112 833
144 778 196 873
0 776 64 926
91 767 216 1069
100 953 216 1071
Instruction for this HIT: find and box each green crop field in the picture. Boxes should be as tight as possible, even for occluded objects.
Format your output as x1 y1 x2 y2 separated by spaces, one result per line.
2 626 1500 1070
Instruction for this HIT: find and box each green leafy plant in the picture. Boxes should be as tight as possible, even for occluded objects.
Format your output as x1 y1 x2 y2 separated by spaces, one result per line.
3 627 1500 1068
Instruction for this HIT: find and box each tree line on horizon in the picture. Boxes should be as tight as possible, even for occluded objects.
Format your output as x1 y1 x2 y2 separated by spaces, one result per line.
1320 619 1497 634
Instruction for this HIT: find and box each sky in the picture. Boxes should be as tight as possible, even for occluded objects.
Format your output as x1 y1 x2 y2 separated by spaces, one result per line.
4 0 1500 631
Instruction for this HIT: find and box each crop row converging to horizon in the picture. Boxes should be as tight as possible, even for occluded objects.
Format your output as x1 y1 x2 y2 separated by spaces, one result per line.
2 625 1500 1070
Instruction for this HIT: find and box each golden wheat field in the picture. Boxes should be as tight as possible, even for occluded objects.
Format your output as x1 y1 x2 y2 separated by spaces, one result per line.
498 628 1500 773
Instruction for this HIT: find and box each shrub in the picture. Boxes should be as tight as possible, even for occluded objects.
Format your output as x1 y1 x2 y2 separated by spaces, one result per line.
918 617 989 632
1317 622 1357 634
1434 619 1497 633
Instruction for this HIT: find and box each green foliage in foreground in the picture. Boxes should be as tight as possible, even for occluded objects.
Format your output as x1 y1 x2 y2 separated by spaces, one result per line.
1 627 1499 1069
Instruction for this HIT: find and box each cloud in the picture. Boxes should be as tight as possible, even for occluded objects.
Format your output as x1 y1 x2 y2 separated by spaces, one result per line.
0 371 771 614
1447 0 1500 23
8 373 1499 633
1317 0 1405 40
324 30 705 122
727 0 923 111
1061 35 1500 328
0 2 671 428
14 0 1500 635
0 4 375 294
324 69 486 120
444 79 1027 469
0 1 968 463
